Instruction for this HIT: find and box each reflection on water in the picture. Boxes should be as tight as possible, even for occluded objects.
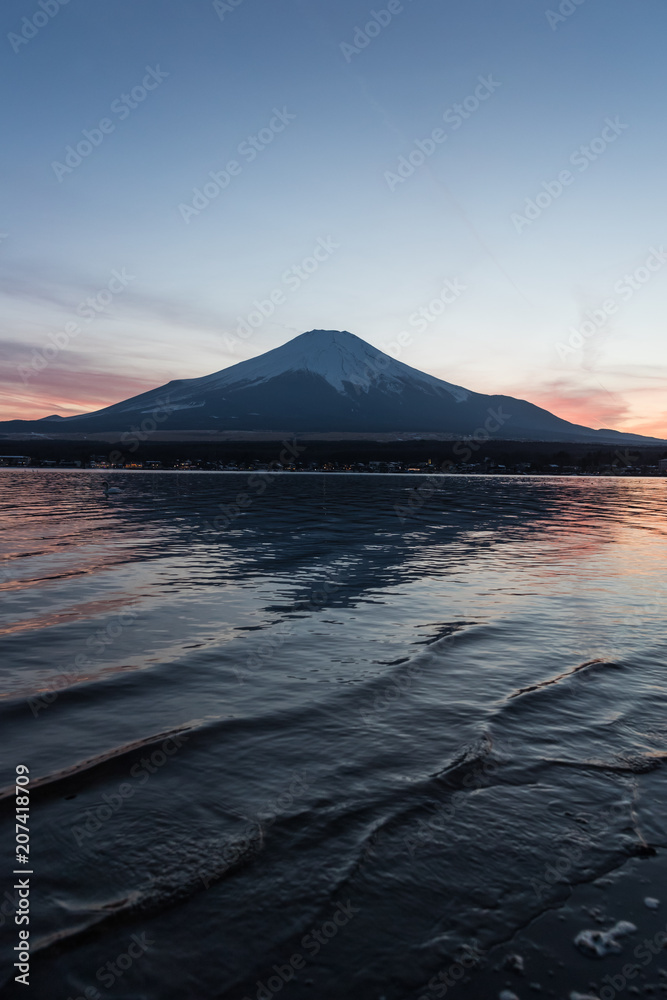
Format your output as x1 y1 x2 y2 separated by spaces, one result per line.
0 471 666 998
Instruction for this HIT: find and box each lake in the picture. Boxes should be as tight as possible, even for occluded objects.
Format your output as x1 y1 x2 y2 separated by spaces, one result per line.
1 470 666 998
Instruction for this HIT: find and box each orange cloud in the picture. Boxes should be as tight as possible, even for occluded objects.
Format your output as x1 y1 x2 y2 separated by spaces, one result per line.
523 379 629 429
0 370 161 421
3 359 665 440
519 378 666 438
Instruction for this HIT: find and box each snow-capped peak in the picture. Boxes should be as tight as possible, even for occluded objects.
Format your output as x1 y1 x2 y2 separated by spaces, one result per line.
202 329 469 401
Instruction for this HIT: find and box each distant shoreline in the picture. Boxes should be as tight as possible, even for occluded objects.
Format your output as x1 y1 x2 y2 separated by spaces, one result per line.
1 435 665 477
2 467 666 479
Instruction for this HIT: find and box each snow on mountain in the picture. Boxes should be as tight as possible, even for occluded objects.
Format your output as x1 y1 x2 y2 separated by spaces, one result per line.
3 330 663 443
197 329 469 401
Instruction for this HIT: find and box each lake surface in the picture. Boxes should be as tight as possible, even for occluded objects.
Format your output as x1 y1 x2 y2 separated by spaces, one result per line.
1 470 666 999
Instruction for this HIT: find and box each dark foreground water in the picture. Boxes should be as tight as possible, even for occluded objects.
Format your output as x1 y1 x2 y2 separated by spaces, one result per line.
1 470 666 999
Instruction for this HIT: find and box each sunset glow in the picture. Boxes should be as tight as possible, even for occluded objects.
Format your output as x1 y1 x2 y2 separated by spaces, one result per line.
1 0 665 439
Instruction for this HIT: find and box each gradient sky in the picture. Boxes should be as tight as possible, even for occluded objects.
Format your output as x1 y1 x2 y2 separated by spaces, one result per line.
1 0 666 435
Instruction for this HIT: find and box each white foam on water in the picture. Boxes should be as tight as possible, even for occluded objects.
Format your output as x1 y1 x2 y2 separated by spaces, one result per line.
574 920 637 957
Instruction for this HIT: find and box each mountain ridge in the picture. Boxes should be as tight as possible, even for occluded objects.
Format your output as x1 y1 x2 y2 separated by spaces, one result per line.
2 329 664 444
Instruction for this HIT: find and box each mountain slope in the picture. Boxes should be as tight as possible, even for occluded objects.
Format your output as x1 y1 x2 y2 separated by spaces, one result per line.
2 329 663 443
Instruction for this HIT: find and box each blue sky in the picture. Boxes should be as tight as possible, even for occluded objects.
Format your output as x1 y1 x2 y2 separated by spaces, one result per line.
2 0 666 434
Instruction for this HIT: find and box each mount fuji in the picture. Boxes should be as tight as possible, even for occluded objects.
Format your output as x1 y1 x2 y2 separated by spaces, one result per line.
4 329 663 443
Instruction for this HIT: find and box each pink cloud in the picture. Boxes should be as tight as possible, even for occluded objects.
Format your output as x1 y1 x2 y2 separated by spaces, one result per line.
520 378 666 439
523 379 629 429
0 368 161 421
